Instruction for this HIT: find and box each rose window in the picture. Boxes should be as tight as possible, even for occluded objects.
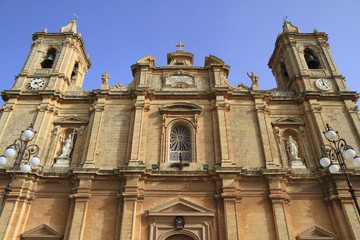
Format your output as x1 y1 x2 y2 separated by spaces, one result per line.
169 126 191 161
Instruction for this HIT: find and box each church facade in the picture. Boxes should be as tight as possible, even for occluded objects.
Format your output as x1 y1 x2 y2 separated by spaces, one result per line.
0 20 359 240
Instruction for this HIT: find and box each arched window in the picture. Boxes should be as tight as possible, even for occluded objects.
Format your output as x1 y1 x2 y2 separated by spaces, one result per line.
41 48 56 68
169 125 191 161
304 48 320 69
71 62 79 80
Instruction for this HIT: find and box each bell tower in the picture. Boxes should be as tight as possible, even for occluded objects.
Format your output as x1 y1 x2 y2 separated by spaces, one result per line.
12 21 91 92
268 21 348 92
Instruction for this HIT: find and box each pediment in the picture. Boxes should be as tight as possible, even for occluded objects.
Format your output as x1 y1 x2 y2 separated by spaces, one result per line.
148 198 214 217
21 224 62 240
54 115 88 125
136 55 156 67
296 225 338 240
159 102 202 115
204 55 229 76
204 55 225 66
272 117 305 126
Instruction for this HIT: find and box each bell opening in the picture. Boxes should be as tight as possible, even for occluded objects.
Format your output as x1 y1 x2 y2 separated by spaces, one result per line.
304 48 320 69
41 48 56 68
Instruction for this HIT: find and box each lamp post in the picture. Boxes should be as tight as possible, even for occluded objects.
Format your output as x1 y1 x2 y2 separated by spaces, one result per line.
319 123 360 216
0 124 40 217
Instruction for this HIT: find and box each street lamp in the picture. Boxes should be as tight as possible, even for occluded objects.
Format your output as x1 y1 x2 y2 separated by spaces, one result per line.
320 123 360 216
0 124 40 217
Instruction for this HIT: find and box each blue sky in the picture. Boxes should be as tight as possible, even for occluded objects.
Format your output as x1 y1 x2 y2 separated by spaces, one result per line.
0 0 359 100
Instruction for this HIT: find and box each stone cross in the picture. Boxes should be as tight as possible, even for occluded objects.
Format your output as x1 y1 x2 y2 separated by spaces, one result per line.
176 42 185 50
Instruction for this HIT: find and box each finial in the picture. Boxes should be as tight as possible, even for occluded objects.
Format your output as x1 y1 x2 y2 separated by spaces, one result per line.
176 41 185 50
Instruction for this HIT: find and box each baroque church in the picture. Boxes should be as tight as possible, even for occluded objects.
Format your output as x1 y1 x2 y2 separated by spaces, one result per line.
0 20 359 240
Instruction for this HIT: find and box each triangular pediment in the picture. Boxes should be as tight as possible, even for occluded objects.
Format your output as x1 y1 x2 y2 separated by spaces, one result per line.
54 115 88 124
296 225 338 240
148 198 214 217
272 117 305 126
21 224 62 240
161 203 200 212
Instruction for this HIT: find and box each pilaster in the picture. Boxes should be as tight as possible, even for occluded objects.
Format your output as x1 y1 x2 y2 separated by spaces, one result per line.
67 173 94 240
119 173 143 240
215 171 241 240
83 99 105 168
128 95 149 166
0 101 15 143
33 98 59 162
264 172 292 240
0 175 37 240
214 95 233 167
254 97 276 168
333 177 360 239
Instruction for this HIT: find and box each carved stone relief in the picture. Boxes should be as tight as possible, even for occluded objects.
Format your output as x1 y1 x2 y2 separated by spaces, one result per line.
163 71 196 89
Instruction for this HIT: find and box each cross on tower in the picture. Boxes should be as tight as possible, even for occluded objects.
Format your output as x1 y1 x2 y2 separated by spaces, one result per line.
176 42 185 50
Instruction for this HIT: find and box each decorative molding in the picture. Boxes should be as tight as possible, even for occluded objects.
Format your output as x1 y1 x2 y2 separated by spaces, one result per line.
37 104 59 114
272 117 305 127
163 71 197 89
90 103 105 112
54 115 88 125
347 105 359 113
215 102 230 111
270 90 295 98
159 102 202 115
1 105 13 112
296 225 338 240
21 224 62 240
255 104 269 113
147 197 214 217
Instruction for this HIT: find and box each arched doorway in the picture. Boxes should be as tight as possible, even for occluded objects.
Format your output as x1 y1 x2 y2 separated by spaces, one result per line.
165 234 195 240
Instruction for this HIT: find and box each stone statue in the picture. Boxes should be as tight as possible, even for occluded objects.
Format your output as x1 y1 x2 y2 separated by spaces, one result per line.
100 71 110 89
287 136 299 160
59 132 75 158
247 72 259 90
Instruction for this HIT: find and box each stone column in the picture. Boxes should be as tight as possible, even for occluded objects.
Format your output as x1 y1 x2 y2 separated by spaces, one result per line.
266 173 292 240
83 99 105 168
128 95 149 166
119 174 143 240
67 174 94 240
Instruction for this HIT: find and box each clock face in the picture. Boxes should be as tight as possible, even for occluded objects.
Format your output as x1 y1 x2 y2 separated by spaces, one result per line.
315 78 332 91
28 78 45 90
